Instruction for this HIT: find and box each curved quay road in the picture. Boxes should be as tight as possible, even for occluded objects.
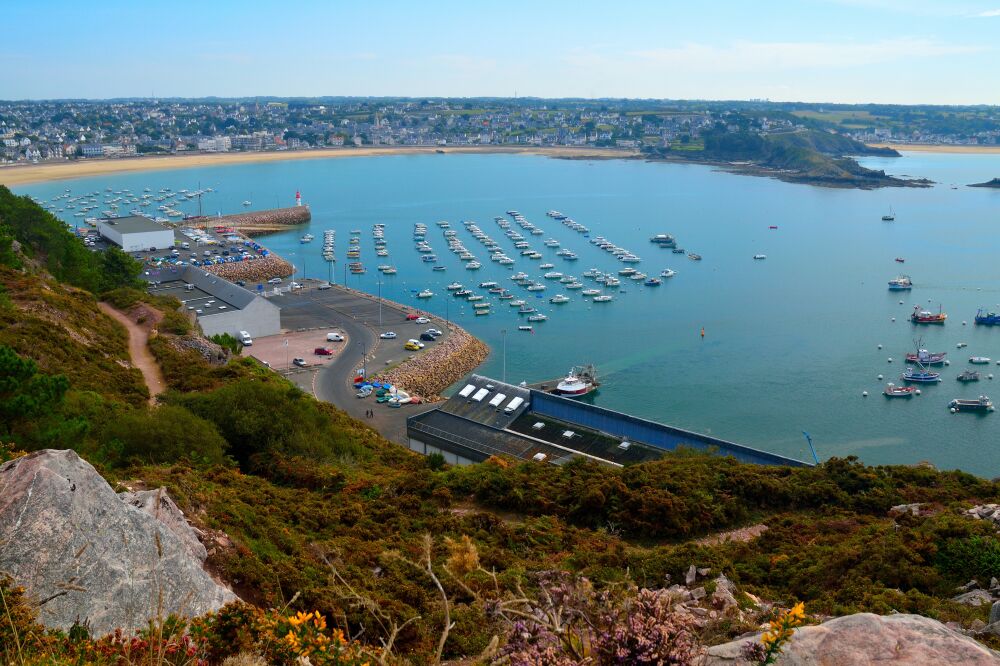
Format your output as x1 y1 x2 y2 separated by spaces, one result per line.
274 284 445 444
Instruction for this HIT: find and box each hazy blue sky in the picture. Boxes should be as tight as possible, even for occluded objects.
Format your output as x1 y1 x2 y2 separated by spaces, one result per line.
4 0 999 103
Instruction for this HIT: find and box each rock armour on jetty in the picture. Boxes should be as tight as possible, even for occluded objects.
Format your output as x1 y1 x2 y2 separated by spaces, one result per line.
373 327 489 400
202 255 293 283
210 206 310 235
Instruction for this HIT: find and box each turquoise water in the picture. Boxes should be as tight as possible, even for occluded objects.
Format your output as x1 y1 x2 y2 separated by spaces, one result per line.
15 151 1000 475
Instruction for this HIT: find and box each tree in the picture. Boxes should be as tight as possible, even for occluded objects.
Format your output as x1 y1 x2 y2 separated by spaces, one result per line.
99 247 143 292
0 345 85 448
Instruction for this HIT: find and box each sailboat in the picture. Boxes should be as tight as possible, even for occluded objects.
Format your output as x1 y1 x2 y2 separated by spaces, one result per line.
881 206 895 221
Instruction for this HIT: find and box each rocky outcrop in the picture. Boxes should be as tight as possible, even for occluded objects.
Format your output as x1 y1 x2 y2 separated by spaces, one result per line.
701 613 1000 665
119 487 207 563
0 450 236 636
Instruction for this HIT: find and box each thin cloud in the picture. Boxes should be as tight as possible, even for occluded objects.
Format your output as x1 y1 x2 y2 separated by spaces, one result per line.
974 8 1000 15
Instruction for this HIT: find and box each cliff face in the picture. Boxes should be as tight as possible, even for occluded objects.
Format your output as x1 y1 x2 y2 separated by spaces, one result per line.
0 450 236 635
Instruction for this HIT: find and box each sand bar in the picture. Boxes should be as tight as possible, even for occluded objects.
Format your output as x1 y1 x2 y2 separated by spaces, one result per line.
0 145 636 186
868 143 1000 155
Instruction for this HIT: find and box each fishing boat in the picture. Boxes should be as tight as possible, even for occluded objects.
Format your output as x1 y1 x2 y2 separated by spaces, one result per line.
769 225 778 229
644 278 662 286
911 305 947 324
660 269 676 278
672 248 686 254
527 314 548 322
753 254 767 260
474 309 491 316
518 304 536 314
382 267 397 275
975 309 1000 326
883 383 916 398
901 367 941 383
688 253 702 261
970 356 992 364
473 302 491 310
582 289 602 297
888 275 912 290
300 234 314 243
526 284 546 291
518 325 533 332
882 206 895 221
958 370 981 382
949 396 994 413
895 257 905 263
553 365 600 398
550 294 570 304
592 295 614 302
446 282 464 291
432 266 446 271
649 233 676 247
466 262 482 270
416 290 433 299
509 299 526 307
905 349 946 365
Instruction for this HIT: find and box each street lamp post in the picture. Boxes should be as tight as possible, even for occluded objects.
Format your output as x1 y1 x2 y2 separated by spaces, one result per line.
501 328 507 383
377 277 382 326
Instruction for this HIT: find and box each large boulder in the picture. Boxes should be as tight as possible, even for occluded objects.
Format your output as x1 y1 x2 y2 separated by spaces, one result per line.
702 613 1000 665
0 450 236 636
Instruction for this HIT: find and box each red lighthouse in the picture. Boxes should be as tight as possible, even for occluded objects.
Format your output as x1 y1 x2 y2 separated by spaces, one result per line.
295 190 302 206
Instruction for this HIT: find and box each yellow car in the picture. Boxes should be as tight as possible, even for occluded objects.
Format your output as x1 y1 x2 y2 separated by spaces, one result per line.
404 341 422 351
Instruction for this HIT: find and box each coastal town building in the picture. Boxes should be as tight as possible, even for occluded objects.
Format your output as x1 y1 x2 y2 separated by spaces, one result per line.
96 215 174 252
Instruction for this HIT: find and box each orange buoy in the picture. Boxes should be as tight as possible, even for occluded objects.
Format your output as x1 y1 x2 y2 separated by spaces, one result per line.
700 327 705 338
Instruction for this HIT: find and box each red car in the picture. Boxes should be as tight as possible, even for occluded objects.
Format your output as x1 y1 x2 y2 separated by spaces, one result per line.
406 313 420 321
314 347 334 356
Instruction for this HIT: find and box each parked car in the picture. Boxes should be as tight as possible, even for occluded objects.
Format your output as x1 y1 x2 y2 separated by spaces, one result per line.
404 339 425 351
424 328 443 337
326 332 344 342
419 332 436 342
314 347 334 356
405 314 420 321
380 331 397 339
415 317 430 324
317 282 332 290
292 358 308 367
268 277 282 284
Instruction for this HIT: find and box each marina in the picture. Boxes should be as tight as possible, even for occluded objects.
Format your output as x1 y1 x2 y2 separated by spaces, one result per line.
16 149 1000 475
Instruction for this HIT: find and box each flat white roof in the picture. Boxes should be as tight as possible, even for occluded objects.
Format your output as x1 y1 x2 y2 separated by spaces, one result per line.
488 393 507 407
458 384 476 398
471 388 490 402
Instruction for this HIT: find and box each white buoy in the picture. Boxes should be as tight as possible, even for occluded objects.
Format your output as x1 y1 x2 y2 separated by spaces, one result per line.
915 389 921 395
862 391 868 397
877 344 883 350
891 317 896 322
990 374 995 380
899 300 904 305
963 321 967 326
951 407 958 413
877 374 884 380
944 360 951 366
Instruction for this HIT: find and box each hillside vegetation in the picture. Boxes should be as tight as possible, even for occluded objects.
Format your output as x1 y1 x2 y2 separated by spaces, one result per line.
2 192 999 664
644 129 926 188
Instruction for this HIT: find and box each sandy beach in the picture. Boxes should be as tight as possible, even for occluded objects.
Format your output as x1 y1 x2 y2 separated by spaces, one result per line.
869 143 1000 155
0 145 636 186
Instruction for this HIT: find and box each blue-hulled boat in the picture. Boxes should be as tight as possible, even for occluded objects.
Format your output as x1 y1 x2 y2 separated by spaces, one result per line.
901 367 941 383
975 309 1000 326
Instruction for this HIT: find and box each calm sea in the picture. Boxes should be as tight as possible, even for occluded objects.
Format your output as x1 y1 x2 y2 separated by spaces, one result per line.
15 151 1000 475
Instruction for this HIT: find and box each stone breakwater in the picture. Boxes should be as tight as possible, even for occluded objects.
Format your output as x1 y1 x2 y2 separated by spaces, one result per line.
210 206 311 235
202 254 293 283
373 326 489 400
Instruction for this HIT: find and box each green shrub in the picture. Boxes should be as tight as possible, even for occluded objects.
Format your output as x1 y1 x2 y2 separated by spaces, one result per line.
211 332 243 354
102 404 229 466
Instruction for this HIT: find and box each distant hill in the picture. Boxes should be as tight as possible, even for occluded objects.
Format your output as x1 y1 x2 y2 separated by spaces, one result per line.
644 129 929 189
969 177 1000 188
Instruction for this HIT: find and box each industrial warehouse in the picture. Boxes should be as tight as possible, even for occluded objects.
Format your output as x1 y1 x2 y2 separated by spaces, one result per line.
97 215 175 252
147 265 281 338
407 374 811 467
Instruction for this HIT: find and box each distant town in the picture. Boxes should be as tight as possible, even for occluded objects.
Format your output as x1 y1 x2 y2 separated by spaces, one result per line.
2 98 998 165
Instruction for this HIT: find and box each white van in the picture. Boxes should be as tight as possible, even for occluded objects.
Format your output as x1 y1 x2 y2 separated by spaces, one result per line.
239 331 253 346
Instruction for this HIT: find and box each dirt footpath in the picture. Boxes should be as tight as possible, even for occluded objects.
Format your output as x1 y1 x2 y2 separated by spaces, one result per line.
98 302 166 404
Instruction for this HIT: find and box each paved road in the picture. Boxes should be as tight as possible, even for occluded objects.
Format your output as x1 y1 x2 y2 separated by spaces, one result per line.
271 284 442 443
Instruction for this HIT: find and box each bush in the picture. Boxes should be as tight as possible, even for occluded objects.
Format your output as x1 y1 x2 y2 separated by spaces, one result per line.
211 332 243 355
102 404 229 466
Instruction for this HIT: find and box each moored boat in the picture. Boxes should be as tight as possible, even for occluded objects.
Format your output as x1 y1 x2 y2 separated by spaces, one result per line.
883 383 916 398
911 305 946 324
905 349 946 365
888 275 912 290
957 370 981 382
969 356 992 365
949 396 994 413
975 309 1000 326
553 365 600 398
901 367 941 383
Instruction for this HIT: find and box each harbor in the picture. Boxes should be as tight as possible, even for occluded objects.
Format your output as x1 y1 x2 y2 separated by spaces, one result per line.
16 149 1000 475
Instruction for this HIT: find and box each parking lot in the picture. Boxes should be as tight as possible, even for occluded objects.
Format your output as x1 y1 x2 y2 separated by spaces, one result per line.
242 328 347 371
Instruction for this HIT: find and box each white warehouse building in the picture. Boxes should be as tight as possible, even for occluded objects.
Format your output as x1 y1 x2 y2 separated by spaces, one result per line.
97 216 175 252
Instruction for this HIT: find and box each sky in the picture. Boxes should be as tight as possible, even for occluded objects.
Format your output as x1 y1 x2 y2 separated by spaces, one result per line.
3 0 999 104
